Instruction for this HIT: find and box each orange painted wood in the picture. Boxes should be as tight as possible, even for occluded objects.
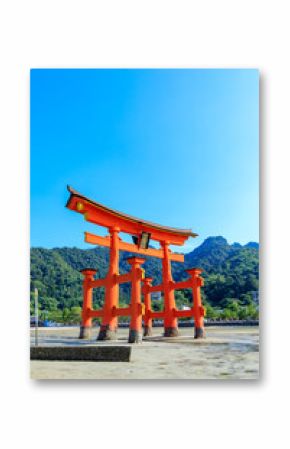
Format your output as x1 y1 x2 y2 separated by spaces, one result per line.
144 283 164 293
66 188 205 338
116 272 133 284
80 270 97 327
90 278 107 288
81 202 188 245
171 279 192 290
89 309 104 318
143 277 153 328
174 308 194 318
124 258 145 335
149 311 165 319
101 227 120 331
85 232 184 262
162 241 178 330
66 186 197 246
112 306 131 317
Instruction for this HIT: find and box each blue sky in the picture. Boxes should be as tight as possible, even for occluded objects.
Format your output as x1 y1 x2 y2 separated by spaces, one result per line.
30 69 259 252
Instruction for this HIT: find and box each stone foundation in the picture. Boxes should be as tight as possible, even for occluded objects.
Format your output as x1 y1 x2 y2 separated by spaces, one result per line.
30 346 131 362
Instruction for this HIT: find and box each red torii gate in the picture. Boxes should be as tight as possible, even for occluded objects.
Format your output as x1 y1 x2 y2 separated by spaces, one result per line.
66 186 205 343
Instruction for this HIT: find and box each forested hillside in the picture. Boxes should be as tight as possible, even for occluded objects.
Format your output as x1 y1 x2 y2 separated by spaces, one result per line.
30 236 259 322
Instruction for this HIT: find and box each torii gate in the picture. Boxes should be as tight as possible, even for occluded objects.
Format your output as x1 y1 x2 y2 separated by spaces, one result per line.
66 186 205 343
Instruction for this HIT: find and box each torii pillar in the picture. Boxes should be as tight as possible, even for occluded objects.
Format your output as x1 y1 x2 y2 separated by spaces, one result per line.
97 226 120 340
187 268 205 338
79 268 97 339
127 257 145 343
162 241 178 337
143 277 153 336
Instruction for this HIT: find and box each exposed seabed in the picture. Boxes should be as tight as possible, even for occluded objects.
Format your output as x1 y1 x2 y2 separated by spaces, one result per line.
30 325 259 380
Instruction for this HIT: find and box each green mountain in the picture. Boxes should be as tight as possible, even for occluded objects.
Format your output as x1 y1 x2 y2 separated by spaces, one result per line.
30 236 259 321
184 237 259 307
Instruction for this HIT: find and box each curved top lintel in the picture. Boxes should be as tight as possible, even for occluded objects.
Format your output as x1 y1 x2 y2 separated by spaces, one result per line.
66 185 198 243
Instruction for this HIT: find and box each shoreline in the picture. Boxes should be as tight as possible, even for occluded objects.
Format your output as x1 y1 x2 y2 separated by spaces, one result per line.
30 320 259 330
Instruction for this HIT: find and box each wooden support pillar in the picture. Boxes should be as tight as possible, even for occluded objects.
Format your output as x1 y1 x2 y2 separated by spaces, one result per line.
126 257 146 343
79 269 97 339
186 268 205 338
161 241 178 337
97 226 120 341
143 277 153 336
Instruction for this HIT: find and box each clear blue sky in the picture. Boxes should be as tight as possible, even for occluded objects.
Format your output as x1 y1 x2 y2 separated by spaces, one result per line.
30 69 259 252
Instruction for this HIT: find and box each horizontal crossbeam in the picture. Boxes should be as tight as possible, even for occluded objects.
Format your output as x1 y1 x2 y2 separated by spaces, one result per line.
112 306 131 317
116 273 133 284
85 232 184 262
142 283 164 294
90 278 107 288
89 309 103 318
172 279 192 290
149 309 195 319
149 311 165 319
174 308 194 318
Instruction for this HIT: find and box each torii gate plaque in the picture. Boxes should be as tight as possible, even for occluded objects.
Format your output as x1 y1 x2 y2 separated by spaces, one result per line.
66 186 205 343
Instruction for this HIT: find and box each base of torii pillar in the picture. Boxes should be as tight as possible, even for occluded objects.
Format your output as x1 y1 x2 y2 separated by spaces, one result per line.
128 329 142 343
97 325 117 341
79 326 92 339
143 326 153 337
164 327 179 337
194 327 205 338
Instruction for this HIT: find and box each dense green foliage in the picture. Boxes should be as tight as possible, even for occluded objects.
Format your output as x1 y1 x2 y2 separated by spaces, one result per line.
30 236 259 323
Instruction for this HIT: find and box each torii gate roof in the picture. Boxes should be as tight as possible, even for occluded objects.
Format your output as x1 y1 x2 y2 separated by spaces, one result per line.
66 185 197 245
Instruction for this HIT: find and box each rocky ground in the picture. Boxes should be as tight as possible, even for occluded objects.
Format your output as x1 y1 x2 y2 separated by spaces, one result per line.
30 326 259 380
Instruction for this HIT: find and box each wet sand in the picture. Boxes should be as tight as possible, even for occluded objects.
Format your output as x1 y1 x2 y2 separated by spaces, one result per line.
30 326 259 380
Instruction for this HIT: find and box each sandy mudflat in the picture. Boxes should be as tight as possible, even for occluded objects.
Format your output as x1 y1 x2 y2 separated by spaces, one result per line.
30 326 259 380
